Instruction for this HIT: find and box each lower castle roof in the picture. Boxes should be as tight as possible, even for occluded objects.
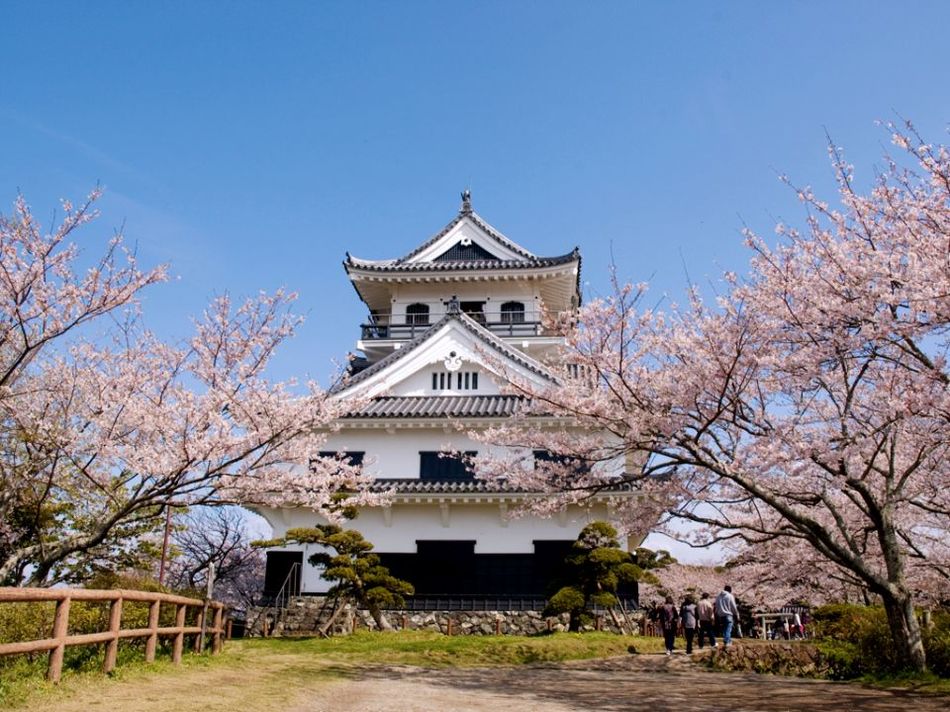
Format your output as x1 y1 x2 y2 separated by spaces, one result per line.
364 477 636 495
344 395 525 419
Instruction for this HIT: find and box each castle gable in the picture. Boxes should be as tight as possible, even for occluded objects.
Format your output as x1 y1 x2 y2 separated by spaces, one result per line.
334 309 556 401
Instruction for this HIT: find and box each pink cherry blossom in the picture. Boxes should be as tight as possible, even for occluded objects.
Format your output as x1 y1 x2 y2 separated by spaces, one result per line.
475 122 949 672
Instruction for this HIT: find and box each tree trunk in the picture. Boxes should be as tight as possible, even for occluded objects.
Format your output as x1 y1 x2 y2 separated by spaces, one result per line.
881 590 927 673
368 604 393 631
607 606 627 634
568 611 581 632
317 596 348 637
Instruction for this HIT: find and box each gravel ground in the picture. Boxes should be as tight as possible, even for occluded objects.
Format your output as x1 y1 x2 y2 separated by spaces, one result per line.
289 655 949 712
24 651 949 712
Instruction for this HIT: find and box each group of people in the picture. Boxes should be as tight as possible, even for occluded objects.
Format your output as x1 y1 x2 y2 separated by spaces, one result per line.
767 612 807 640
654 585 742 655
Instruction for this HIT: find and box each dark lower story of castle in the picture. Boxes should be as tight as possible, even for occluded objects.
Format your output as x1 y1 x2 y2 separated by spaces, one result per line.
263 539 637 610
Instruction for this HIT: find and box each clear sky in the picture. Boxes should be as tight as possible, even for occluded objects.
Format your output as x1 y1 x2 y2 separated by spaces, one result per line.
3 1 949 384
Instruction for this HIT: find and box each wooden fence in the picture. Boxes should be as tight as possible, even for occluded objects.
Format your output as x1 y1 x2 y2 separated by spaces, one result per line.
0 587 227 682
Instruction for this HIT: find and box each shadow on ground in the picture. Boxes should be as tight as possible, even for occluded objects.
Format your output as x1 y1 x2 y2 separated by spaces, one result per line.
359 653 949 712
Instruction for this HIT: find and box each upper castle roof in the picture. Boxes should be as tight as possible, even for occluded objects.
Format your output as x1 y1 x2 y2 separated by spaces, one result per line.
343 193 581 307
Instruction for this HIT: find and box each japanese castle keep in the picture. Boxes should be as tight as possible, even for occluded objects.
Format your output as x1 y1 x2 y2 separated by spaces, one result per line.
257 193 632 605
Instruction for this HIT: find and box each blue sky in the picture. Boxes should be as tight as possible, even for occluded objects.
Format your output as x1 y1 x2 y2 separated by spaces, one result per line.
3 1 950 386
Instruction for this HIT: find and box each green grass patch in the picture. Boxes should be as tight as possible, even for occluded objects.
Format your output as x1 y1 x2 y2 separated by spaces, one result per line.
0 631 657 709
0 641 221 710
857 671 950 695
241 630 659 666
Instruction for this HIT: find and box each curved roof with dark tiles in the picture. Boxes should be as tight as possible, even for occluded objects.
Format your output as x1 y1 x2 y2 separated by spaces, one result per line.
344 249 580 273
345 395 525 419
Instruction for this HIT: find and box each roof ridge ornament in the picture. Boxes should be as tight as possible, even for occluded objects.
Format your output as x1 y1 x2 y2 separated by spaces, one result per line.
446 295 461 314
460 189 472 214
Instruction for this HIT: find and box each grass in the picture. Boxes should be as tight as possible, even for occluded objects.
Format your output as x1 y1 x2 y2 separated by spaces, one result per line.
245 629 663 666
0 643 223 710
0 631 661 710
855 671 950 696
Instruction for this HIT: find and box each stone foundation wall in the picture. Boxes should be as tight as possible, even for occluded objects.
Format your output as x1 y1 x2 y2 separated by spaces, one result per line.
698 642 831 678
247 596 643 637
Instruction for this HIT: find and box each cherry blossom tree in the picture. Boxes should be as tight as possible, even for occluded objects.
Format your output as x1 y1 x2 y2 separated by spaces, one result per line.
0 191 368 585
475 123 950 672
166 506 265 609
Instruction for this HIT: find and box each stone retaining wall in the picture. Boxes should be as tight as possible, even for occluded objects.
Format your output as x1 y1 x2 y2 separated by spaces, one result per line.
696 642 831 678
247 596 643 637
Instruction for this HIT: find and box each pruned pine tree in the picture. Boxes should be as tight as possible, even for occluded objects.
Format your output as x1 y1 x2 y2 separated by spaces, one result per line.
260 525 413 633
544 521 658 632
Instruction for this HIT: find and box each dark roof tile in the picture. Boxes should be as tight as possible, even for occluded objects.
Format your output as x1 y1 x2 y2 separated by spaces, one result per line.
345 395 525 419
345 250 579 273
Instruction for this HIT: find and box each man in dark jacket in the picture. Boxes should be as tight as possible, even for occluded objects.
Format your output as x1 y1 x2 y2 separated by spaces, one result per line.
680 596 698 654
660 595 679 655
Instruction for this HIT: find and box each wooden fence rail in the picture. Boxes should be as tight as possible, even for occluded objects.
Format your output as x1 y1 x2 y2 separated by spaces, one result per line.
0 587 227 683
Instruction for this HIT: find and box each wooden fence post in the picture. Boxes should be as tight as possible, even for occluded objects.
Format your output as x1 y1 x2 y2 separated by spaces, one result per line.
1 588 230 680
103 596 124 673
494 618 502 635
226 617 233 640
47 596 71 683
145 599 160 663
211 606 224 654
193 606 206 653
171 604 186 664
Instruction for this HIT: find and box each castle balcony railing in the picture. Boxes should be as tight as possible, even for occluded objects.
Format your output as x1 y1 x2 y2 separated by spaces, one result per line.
360 310 552 341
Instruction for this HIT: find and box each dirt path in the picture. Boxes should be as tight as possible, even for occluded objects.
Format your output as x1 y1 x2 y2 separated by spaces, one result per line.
24 653 948 712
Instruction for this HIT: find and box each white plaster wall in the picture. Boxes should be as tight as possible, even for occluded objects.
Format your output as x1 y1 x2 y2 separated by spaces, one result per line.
258 500 612 594
319 428 625 481
320 428 515 479
392 364 499 396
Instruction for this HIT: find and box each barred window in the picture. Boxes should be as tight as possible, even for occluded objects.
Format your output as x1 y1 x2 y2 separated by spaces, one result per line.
432 371 479 391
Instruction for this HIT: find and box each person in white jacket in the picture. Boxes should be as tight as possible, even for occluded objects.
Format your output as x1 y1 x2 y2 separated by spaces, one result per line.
714 585 741 647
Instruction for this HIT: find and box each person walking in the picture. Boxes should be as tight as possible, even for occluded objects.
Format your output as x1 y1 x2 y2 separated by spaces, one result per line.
680 596 698 654
714 585 741 647
659 595 679 655
697 592 716 649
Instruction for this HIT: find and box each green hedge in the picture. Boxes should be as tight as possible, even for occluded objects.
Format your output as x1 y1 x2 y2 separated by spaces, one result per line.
810 603 950 678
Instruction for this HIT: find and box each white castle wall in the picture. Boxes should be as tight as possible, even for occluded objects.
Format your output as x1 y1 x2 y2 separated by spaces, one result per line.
319 427 516 479
260 500 612 594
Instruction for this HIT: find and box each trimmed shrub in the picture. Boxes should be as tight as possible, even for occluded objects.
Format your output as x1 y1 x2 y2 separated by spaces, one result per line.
811 603 950 678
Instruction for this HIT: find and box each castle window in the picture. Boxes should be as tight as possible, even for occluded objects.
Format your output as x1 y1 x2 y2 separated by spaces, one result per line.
460 301 486 325
419 451 477 480
317 451 365 467
312 451 365 473
534 450 590 474
432 371 479 391
405 303 430 326
500 301 525 324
